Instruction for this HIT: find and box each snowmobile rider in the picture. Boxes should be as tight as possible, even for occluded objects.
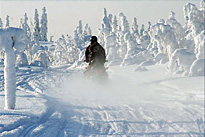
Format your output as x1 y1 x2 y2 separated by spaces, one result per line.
85 36 106 68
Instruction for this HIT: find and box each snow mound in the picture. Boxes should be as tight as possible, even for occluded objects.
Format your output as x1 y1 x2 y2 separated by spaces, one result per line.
154 53 168 63
140 59 155 66
169 48 196 74
158 58 169 64
189 59 205 76
134 66 148 72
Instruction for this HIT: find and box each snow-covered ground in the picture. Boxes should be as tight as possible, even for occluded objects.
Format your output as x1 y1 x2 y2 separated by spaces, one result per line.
0 64 204 136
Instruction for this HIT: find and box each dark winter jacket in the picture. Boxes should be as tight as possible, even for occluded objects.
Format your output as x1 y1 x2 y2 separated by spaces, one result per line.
85 42 106 64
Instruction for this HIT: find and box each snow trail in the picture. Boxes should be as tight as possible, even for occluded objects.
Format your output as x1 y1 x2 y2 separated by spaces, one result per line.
0 64 204 136
42 64 204 136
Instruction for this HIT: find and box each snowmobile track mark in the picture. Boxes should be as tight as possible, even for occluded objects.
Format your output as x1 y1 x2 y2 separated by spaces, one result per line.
18 104 57 137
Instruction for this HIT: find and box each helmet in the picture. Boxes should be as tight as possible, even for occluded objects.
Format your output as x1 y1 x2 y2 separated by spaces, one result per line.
90 36 98 43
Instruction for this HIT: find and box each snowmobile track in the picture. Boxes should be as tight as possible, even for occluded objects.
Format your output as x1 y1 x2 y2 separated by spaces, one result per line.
18 104 57 137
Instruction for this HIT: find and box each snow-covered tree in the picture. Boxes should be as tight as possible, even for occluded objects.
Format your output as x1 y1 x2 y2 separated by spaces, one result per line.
166 4 204 76
103 8 112 34
0 28 27 109
166 11 186 50
74 29 80 48
40 7 48 41
184 3 204 56
75 20 90 49
0 18 3 28
140 24 145 36
72 20 92 51
22 13 32 38
118 13 130 61
119 13 130 33
184 3 204 36
21 13 32 63
139 31 151 49
88 26 92 36
159 19 165 24
83 24 89 36
98 8 112 46
108 14 113 24
132 17 139 38
83 23 92 42
148 21 151 32
112 15 118 33
53 34 80 65
33 9 40 44
33 51 50 67
77 20 83 36
5 15 10 28
105 33 121 66
67 46 80 64
149 22 179 59
121 32 142 66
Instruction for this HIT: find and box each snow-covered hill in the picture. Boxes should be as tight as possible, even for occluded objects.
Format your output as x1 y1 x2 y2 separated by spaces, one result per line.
0 64 204 136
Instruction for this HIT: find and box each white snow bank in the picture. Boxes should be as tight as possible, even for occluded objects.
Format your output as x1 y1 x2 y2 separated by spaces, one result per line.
134 66 148 72
140 59 155 66
189 59 205 76
0 90 47 135
169 48 196 74
154 53 168 63
161 76 204 101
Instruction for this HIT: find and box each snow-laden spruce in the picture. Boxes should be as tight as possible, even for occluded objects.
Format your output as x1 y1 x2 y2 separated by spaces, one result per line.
118 13 130 61
184 3 204 36
168 2 204 76
5 15 10 28
139 24 145 37
102 8 112 37
53 35 81 65
166 11 186 50
40 7 48 42
33 9 40 45
131 17 139 39
149 22 179 59
105 33 121 66
0 27 27 109
74 20 92 49
112 15 118 34
20 13 32 63
98 8 112 47
121 32 141 66
139 31 151 49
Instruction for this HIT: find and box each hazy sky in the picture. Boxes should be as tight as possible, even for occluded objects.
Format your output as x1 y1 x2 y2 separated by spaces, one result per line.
0 0 201 40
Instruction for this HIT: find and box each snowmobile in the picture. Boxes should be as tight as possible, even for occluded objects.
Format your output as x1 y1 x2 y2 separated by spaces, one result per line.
84 60 108 81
